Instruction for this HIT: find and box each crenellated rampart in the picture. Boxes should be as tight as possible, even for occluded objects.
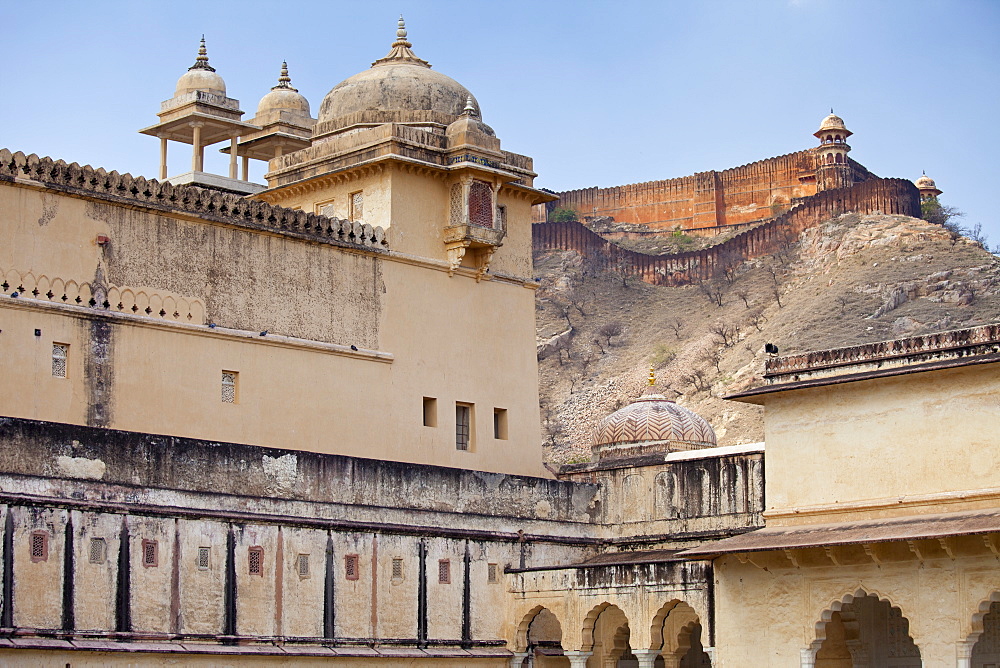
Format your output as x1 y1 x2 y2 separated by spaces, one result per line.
532 178 920 286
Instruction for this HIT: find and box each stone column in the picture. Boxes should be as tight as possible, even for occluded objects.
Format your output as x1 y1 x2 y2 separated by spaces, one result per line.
508 651 530 667
229 136 238 179
563 650 593 668
191 122 204 172
800 646 817 668
957 639 974 668
241 156 250 182
633 649 661 668
159 136 168 180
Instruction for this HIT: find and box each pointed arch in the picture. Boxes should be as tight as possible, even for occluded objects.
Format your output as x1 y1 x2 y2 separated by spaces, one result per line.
811 588 921 665
514 605 563 653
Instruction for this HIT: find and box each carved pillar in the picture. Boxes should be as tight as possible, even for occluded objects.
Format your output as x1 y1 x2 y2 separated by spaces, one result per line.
190 122 204 172
159 136 168 180
241 156 250 182
508 651 530 667
229 136 238 179
564 650 593 668
633 649 661 668
956 639 974 668
800 646 817 668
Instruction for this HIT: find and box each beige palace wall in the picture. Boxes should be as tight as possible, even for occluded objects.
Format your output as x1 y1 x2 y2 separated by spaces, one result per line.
761 365 1000 522
0 179 544 476
714 553 1000 667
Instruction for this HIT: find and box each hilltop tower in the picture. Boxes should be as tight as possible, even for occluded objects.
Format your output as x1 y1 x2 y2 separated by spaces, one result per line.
814 110 853 191
915 172 943 201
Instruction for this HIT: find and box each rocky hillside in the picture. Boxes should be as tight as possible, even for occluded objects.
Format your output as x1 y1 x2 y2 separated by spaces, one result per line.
534 213 1000 464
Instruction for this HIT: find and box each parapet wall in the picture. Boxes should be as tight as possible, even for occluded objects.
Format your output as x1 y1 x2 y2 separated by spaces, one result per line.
533 178 920 286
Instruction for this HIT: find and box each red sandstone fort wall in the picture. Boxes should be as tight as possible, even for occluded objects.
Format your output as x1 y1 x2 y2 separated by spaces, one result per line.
532 178 920 286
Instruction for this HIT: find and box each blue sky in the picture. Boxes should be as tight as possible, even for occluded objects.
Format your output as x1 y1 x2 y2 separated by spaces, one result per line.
5 1 998 243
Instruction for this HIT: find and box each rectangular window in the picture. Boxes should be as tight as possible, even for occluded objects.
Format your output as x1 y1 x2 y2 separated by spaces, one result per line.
52 343 68 378
198 546 211 570
297 554 310 578
350 191 363 221
438 558 451 584
468 180 493 228
315 198 335 216
456 403 472 451
345 554 360 581
391 557 404 582
89 537 107 565
248 546 263 575
221 371 237 404
493 408 508 440
30 531 48 563
496 204 507 231
142 539 158 568
487 563 500 584
423 397 437 427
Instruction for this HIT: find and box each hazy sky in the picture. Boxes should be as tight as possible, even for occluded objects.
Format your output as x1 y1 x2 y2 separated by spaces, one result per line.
5 1 998 243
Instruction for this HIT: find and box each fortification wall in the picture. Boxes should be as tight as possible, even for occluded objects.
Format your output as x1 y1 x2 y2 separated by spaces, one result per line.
533 178 920 286
533 150 831 229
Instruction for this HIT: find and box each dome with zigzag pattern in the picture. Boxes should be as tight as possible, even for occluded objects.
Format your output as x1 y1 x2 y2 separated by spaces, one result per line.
592 391 716 461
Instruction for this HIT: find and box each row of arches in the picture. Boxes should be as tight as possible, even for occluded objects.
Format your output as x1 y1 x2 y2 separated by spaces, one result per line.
515 600 710 668
824 152 847 164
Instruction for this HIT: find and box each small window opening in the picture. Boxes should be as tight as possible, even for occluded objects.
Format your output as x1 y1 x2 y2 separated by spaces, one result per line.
350 191 364 221
52 343 68 378
198 547 211 570
315 198 335 216
142 539 158 568
438 559 451 584
297 554 310 578
345 554 360 580
487 563 500 584
221 371 237 403
30 531 49 562
391 557 404 582
89 537 107 564
493 408 508 440
456 403 472 451
423 397 437 427
248 546 263 576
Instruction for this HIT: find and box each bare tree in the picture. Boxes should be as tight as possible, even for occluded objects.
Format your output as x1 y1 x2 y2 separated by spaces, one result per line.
598 321 624 348
716 247 744 285
736 288 751 308
682 368 711 393
835 295 850 315
592 337 606 355
563 288 591 317
699 347 722 373
765 263 781 286
747 308 766 332
613 254 631 289
699 279 724 307
772 286 784 308
668 318 684 339
710 322 740 347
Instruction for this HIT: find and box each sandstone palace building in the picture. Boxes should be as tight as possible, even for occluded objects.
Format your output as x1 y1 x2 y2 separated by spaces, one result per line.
1 19 998 668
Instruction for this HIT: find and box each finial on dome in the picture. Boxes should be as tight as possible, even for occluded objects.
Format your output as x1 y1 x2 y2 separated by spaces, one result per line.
190 36 216 72
272 61 297 91
372 15 431 68
463 96 477 116
648 366 656 386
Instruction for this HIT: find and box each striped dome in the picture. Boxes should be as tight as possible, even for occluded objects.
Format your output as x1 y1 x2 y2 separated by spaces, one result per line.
592 392 716 461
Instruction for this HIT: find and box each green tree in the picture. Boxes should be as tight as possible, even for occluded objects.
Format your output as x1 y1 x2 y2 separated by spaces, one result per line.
549 208 578 223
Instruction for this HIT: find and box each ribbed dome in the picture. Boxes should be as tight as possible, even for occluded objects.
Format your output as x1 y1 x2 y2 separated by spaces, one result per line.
817 113 847 132
257 62 310 116
915 174 937 189
175 38 226 97
317 17 478 128
592 391 716 461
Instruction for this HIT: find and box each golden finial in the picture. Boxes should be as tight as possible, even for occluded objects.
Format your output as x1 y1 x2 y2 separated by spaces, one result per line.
648 366 656 386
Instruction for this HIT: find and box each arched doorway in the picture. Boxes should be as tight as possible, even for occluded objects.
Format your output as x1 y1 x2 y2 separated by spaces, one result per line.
814 591 921 667
583 603 631 667
516 606 567 667
649 600 712 667
972 600 1000 667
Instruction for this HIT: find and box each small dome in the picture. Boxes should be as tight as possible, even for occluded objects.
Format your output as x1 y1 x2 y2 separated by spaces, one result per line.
175 37 226 97
817 112 847 132
592 390 716 461
317 17 479 129
445 97 495 138
915 174 937 189
257 62 311 116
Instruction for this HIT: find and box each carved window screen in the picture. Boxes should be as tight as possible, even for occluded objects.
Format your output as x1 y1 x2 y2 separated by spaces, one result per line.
297 554 310 578
345 554 360 580
52 343 68 378
450 183 464 226
392 557 403 581
248 546 263 575
198 546 211 570
142 539 158 567
487 563 499 584
30 531 48 562
350 191 363 221
438 558 451 584
468 181 493 228
89 537 107 564
222 371 237 403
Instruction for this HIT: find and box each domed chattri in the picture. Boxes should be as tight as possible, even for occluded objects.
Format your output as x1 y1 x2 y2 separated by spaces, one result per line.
317 16 480 133
592 370 716 461
915 174 936 190
256 62 311 117
175 37 227 97
817 110 850 134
